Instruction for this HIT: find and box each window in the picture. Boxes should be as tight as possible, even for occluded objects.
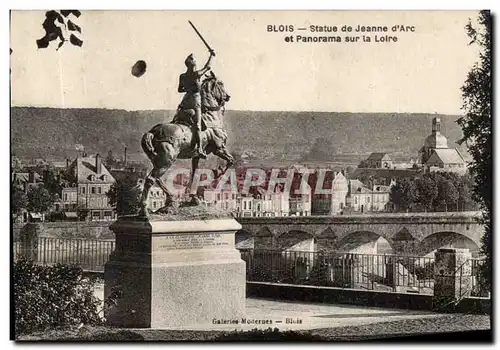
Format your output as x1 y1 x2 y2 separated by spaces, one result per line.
243 202 247 210
98 187 102 194
217 194 221 201
81 187 86 194
354 197 358 204
225 202 228 210
249 202 252 210
64 194 68 201
91 187 96 194
232 194 235 200
153 201 157 208
367 197 370 203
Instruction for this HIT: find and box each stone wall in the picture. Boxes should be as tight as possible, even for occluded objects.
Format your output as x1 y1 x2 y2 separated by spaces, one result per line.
13 221 115 240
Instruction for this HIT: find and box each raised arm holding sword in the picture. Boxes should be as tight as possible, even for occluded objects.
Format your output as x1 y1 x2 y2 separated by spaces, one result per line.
177 21 216 159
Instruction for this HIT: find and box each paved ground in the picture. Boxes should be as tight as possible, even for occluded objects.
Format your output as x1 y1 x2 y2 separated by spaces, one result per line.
94 284 446 331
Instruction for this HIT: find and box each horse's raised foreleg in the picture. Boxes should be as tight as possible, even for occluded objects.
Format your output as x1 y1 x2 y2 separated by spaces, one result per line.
212 147 234 179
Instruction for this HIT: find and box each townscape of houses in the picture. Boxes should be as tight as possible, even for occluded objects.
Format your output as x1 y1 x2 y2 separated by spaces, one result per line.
12 117 467 222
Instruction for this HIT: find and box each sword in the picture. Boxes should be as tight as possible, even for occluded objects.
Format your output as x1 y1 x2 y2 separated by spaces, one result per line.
188 20 215 56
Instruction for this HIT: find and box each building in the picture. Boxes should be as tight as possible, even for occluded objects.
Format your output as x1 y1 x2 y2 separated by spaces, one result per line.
65 154 116 221
204 188 238 213
345 179 392 213
371 182 394 212
364 153 393 169
12 171 43 192
203 186 290 217
289 194 311 217
351 168 422 187
426 149 467 175
310 171 348 216
419 117 467 175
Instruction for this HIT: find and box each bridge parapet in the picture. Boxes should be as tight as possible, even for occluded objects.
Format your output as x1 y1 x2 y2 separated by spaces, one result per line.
236 211 484 256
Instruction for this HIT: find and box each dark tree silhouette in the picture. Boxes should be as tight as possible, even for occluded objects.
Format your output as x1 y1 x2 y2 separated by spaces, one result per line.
106 177 141 216
457 10 491 287
26 186 55 213
389 178 418 211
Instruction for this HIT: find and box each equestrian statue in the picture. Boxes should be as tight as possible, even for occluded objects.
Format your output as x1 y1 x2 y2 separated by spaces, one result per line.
139 22 234 216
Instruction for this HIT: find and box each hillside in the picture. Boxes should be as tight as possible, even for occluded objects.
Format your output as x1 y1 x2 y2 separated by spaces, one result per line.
10 107 468 164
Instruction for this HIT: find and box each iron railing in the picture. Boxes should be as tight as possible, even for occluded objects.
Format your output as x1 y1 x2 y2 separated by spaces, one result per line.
240 249 435 294
14 237 115 272
456 257 489 298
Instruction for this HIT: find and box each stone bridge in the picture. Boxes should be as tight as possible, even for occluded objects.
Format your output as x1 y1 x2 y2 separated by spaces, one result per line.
235 211 485 257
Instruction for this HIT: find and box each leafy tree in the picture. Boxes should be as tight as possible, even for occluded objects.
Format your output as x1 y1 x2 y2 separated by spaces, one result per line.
457 10 492 287
42 166 63 196
357 160 368 168
106 178 141 216
416 175 438 210
435 179 459 208
12 185 28 219
389 179 418 211
26 186 55 213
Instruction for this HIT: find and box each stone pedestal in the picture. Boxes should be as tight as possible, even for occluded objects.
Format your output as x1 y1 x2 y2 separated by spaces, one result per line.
104 215 246 328
433 248 472 311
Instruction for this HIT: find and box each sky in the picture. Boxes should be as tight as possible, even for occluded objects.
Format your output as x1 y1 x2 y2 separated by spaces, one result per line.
10 10 481 113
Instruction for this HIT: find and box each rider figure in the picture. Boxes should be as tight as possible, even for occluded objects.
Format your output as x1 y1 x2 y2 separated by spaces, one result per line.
178 50 215 159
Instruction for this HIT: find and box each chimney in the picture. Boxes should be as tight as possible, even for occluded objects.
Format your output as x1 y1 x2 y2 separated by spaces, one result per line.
28 170 35 183
96 154 102 174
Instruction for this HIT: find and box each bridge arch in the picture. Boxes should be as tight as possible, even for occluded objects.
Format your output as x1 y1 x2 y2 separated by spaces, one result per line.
336 230 394 255
276 230 316 251
235 229 254 250
417 231 481 257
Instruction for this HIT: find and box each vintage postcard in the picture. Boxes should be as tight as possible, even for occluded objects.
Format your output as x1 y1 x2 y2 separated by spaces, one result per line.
10 10 492 342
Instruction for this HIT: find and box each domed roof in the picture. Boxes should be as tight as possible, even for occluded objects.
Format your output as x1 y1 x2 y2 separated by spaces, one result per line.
424 132 448 149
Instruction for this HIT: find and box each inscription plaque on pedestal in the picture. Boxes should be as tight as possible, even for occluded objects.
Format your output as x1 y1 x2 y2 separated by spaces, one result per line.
153 233 232 251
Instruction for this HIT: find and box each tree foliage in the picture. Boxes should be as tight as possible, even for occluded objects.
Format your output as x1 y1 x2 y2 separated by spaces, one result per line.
106 178 141 216
14 259 102 336
12 185 28 217
389 178 418 211
457 10 492 287
416 176 438 210
390 172 474 212
26 186 55 213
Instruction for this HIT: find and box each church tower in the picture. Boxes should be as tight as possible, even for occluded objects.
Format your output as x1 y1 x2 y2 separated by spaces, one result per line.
419 117 448 164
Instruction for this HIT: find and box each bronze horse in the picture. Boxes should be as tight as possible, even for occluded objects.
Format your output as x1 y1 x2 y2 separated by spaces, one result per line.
139 73 234 215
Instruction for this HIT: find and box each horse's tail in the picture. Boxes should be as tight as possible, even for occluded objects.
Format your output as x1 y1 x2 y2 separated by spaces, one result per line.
141 132 157 159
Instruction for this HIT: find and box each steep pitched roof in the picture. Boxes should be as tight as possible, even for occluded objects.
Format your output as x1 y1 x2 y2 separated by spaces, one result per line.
427 148 465 165
69 156 115 184
352 168 421 180
366 152 391 161
349 179 372 194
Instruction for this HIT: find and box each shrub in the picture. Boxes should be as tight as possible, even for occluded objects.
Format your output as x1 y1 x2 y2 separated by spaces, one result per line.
13 258 103 336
